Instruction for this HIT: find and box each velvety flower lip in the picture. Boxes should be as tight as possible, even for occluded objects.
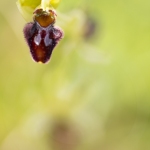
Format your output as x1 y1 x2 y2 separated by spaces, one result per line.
23 8 63 63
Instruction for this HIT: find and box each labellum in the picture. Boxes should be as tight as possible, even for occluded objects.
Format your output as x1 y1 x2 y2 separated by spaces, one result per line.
23 9 63 63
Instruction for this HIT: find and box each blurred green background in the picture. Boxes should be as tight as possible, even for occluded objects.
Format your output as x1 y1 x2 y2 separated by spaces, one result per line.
0 0 150 150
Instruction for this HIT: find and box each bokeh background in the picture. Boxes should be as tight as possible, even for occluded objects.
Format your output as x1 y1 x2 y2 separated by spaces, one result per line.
0 0 150 150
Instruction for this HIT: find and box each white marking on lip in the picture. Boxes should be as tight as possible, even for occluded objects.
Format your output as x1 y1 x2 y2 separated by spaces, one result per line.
44 33 52 46
34 34 41 45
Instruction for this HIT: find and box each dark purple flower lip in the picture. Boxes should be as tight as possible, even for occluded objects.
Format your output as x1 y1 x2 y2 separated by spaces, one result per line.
23 9 63 63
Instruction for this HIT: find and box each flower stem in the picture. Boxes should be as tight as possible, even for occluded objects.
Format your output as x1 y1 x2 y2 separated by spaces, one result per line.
41 0 52 10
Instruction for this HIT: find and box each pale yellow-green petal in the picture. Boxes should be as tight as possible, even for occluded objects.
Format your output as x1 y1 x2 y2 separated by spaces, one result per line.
16 0 61 21
50 0 61 8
